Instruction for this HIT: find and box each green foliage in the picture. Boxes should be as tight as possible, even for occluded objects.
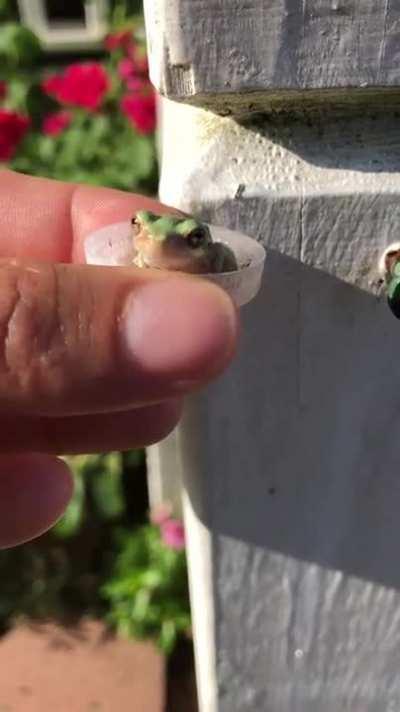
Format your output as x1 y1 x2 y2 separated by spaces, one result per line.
54 454 125 538
110 0 144 25
0 451 191 656
0 452 131 626
0 0 19 22
102 525 191 655
0 23 41 68
12 112 156 191
0 542 70 625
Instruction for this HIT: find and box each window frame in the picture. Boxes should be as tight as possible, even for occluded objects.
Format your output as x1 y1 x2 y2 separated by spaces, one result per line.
17 0 109 51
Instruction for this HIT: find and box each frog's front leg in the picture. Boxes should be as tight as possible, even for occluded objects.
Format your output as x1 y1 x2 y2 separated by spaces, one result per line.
210 242 238 273
133 252 146 268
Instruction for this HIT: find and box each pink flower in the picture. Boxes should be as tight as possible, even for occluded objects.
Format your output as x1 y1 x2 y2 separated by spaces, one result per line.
118 53 149 84
118 58 136 80
126 76 147 92
121 92 156 135
0 81 7 101
0 110 30 161
104 30 133 52
160 519 185 551
42 63 109 111
42 110 71 136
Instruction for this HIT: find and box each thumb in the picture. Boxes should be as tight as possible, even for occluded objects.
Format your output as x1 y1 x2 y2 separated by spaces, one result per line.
0 258 237 416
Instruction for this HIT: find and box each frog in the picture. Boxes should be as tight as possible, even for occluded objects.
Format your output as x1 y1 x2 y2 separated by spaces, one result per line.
381 243 400 319
131 210 238 274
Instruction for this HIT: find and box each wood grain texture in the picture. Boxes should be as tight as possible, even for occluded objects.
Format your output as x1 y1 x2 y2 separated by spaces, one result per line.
180 254 400 712
152 98 400 712
144 0 400 110
159 99 400 292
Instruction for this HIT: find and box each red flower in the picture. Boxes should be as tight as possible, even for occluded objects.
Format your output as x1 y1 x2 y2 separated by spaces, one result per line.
0 81 7 101
121 92 156 135
42 110 71 136
104 29 133 52
160 519 185 551
42 74 64 96
0 110 30 161
42 63 109 111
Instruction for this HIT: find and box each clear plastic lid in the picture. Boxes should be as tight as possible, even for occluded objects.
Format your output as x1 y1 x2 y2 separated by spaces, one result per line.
84 221 266 307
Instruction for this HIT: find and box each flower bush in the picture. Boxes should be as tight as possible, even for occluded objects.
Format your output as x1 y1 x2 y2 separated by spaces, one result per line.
0 6 191 658
102 506 190 656
1 23 158 193
0 453 191 656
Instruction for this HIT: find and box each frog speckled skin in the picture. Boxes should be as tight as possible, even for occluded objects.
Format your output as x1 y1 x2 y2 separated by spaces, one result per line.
131 210 238 274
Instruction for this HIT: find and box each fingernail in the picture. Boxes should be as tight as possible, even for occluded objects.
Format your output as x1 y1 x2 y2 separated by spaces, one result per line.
121 277 238 387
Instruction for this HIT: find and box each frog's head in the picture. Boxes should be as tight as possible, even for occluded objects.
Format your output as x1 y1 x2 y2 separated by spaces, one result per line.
132 210 213 273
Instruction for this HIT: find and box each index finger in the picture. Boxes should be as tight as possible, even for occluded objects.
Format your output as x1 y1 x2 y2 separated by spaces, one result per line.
0 170 179 263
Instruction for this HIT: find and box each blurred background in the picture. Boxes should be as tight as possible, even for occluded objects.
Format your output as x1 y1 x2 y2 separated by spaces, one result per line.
0 2 194 709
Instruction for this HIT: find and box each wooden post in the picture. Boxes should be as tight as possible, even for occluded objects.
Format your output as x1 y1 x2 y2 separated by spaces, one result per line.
144 3 400 710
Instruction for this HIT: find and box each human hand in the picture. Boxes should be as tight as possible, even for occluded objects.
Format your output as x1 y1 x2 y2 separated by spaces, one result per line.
0 171 238 548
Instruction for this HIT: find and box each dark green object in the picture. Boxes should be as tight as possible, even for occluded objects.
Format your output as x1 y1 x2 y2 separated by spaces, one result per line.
386 259 400 319
0 23 41 67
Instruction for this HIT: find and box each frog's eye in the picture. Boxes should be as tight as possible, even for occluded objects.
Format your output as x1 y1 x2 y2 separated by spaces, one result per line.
187 228 207 248
131 216 141 236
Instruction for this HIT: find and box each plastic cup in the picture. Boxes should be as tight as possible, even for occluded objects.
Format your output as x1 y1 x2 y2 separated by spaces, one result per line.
84 221 266 307
378 242 400 281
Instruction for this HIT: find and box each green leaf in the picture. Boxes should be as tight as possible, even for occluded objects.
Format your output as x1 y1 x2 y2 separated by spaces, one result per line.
91 455 125 520
53 468 85 538
37 135 57 163
159 620 177 655
0 24 41 67
5 75 31 111
132 589 151 620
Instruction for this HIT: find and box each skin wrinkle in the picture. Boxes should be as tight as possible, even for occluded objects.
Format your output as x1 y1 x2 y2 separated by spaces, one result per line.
43 264 69 382
3 264 67 400
52 265 109 399
0 262 103 409
0 270 19 377
0 260 131 414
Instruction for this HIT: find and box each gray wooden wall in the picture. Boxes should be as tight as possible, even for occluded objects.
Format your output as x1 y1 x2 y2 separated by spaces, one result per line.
144 3 400 710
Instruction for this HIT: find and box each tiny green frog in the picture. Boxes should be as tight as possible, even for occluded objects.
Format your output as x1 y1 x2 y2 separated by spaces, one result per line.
131 210 238 274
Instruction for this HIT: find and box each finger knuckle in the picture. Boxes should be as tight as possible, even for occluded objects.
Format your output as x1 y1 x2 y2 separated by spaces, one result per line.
0 262 70 403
